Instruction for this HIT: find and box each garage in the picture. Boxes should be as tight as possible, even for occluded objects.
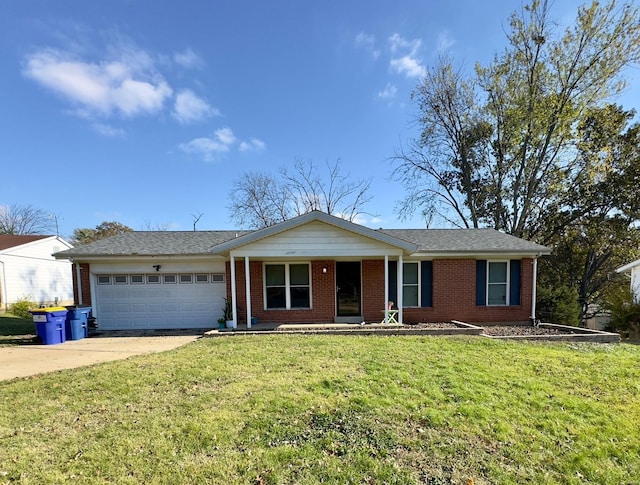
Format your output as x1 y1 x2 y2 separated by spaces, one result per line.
94 271 226 330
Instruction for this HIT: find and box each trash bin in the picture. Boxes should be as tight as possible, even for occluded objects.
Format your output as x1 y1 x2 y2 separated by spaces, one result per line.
65 305 92 340
31 307 68 345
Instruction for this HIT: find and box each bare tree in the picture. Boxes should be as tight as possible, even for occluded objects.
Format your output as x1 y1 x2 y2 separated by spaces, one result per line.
228 172 291 229
0 204 55 235
228 159 373 229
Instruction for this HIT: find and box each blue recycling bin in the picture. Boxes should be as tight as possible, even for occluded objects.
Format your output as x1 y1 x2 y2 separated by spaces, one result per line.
31 307 68 345
65 306 92 340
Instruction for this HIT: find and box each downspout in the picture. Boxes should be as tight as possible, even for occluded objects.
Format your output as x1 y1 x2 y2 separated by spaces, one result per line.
530 256 538 322
75 261 83 305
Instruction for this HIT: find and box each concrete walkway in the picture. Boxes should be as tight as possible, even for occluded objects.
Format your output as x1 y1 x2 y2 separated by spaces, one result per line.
0 333 200 381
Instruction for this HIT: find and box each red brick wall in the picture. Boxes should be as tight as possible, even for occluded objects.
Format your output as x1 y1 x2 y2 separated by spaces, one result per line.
402 258 533 324
227 257 535 324
226 260 336 324
72 263 92 305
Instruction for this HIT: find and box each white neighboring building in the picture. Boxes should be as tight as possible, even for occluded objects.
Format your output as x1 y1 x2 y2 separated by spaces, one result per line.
0 235 74 311
616 259 640 303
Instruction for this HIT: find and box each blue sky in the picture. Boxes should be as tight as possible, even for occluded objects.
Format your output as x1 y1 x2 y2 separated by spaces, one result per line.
1 0 637 238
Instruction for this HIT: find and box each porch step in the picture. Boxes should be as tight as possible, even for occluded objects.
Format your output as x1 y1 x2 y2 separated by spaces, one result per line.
334 316 364 324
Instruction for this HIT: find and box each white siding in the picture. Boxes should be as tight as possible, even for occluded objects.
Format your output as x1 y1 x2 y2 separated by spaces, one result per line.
231 221 403 257
0 237 73 307
632 267 640 304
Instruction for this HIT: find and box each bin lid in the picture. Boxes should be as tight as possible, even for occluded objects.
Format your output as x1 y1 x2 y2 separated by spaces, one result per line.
30 306 68 313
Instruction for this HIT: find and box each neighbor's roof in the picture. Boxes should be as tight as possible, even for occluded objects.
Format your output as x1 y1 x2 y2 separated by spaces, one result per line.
379 228 550 255
616 259 640 274
54 231 250 258
0 235 50 251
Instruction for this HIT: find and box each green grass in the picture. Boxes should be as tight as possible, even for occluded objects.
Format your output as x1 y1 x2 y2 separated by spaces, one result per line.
1 336 638 484
0 312 36 345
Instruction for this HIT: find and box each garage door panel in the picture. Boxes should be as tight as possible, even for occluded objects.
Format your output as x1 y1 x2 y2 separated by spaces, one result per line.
95 272 224 330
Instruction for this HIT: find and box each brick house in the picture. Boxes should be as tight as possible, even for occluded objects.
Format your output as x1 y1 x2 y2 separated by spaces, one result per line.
54 211 550 330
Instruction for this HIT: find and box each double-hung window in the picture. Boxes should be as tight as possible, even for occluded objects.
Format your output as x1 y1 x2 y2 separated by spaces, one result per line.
265 263 310 309
487 261 508 306
403 262 420 307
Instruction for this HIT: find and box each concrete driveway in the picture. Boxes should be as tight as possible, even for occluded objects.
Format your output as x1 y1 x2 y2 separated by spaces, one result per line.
0 332 201 381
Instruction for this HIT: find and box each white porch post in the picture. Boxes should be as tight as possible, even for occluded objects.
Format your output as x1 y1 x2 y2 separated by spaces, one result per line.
244 256 252 329
384 254 389 323
230 255 238 327
531 257 538 322
397 254 403 324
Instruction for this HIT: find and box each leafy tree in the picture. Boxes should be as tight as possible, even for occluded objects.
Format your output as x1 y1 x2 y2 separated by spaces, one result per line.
228 159 373 229
539 104 640 323
0 204 55 235
71 221 133 246
394 0 640 238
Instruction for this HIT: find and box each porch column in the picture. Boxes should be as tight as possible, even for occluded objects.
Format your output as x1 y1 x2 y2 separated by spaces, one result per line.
230 255 238 327
244 256 252 329
384 254 389 323
397 255 403 324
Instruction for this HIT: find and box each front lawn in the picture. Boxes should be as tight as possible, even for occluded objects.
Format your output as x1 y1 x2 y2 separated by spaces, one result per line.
1 335 638 484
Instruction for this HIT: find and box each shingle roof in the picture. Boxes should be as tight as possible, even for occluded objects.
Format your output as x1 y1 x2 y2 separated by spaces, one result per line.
55 231 250 257
378 228 550 254
54 224 549 259
0 235 50 251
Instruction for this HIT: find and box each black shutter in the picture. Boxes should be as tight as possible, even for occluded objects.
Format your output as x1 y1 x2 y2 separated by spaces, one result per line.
421 261 433 307
388 260 398 305
476 260 487 306
510 259 521 306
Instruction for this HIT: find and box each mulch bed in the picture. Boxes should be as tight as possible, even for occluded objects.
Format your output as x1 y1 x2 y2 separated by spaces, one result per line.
481 325 575 336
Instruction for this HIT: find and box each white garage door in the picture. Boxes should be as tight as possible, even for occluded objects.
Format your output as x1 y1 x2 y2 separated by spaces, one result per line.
94 272 226 330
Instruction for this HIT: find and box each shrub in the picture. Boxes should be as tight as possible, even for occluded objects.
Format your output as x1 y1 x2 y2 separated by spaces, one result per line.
536 284 581 326
602 286 640 337
8 296 37 319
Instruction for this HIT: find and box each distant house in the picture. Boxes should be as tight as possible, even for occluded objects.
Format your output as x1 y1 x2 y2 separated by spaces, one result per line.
616 259 640 303
0 235 74 311
54 211 550 330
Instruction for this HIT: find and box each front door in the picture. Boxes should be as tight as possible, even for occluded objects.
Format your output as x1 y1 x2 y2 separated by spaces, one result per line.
336 261 361 316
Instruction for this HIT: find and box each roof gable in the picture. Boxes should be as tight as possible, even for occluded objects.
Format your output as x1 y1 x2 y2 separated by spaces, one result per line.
209 211 418 255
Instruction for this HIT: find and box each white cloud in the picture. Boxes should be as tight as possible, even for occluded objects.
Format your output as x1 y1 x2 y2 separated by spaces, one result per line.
180 128 266 161
378 83 397 99
355 31 380 60
390 55 426 78
436 30 456 53
173 89 218 124
173 48 204 69
387 33 426 79
91 122 125 137
239 138 266 152
179 127 237 161
388 33 422 54
23 48 172 118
